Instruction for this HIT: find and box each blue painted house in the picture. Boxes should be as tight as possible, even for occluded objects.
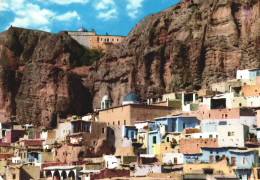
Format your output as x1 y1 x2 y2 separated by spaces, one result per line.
148 116 198 154
184 147 258 180
123 126 137 139
154 116 198 133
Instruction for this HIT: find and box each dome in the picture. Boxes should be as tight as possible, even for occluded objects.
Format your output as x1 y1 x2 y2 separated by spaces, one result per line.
78 26 86 32
122 92 140 105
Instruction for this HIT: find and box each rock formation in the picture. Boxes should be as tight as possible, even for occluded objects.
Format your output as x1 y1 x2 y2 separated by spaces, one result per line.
0 28 92 126
0 0 259 126
84 0 259 109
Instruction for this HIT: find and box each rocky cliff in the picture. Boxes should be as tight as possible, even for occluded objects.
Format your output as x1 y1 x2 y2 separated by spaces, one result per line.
0 0 259 127
0 28 92 127
84 0 259 109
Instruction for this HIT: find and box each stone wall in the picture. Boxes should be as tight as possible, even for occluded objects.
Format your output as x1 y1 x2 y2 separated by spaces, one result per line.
90 168 130 180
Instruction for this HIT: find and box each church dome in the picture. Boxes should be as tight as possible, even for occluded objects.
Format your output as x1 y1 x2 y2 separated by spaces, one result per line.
78 26 86 32
122 92 140 105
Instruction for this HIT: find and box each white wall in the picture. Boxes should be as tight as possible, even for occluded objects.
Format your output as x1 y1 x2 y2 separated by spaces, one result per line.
237 70 250 79
190 132 218 139
163 153 183 164
56 122 71 142
217 125 248 147
247 96 260 108
104 155 120 169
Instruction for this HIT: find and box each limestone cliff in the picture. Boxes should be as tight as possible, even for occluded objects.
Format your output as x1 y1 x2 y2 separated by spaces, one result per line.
84 0 259 108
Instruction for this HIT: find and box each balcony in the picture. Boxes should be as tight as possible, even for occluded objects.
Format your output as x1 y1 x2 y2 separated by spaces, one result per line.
245 138 260 146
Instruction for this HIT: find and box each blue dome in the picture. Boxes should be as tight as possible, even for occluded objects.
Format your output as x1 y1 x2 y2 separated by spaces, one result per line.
78 27 86 32
123 92 140 102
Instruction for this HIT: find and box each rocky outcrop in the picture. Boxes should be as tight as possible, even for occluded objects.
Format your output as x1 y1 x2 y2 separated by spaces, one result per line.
0 0 259 125
84 0 259 108
0 27 92 126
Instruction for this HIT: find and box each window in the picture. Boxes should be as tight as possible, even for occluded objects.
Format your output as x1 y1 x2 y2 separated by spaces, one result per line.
153 136 157 144
13 174 16 179
216 155 220 161
113 121 115 125
239 103 242 107
167 137 169 142
228 132 231 136
209 134 213 138
231 132 234 136
93 141 96 145
112 38 114 42
107 38 109 42
243 157 246 164
117 38 119 42
102 128 105 134
200 136 202 138
101 38 103 41
118 121 120 125
124 120 126 125
183 123 186 129
108 122 110 125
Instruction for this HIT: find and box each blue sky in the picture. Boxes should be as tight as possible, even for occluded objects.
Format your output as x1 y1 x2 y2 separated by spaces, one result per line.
0 0 181 36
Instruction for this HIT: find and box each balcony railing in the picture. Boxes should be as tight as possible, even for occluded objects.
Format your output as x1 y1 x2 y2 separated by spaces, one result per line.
245 138 260 145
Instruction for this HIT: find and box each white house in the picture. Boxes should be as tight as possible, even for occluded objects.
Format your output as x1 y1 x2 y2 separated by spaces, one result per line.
163 153 183 164
104 155 120 169
237 69 260 79
217 124 249 147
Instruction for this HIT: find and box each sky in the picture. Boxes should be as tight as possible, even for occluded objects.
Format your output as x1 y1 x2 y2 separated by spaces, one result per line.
0 0 181 36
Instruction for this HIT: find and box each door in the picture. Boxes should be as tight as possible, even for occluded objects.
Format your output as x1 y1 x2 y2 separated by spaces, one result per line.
174 157 178 164
195 157 199 164
247 172 251 180
210 156 214 163
231 157 236 167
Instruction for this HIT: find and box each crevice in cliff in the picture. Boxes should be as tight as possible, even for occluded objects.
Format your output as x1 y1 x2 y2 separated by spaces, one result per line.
198 24 207 81
231 2 241 38
159 45 166 89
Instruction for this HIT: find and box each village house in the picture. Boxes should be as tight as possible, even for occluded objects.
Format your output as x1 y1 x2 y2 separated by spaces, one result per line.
67 26 125 52
217 124 249 148
148 116 198 154
236 69 260 80
98 92 173 126
68 117 107 147
184 147 258 180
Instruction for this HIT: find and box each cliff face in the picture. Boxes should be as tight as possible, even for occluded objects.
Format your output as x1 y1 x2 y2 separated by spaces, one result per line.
0 28 92 127
0 0 259 127
84 0 259 109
